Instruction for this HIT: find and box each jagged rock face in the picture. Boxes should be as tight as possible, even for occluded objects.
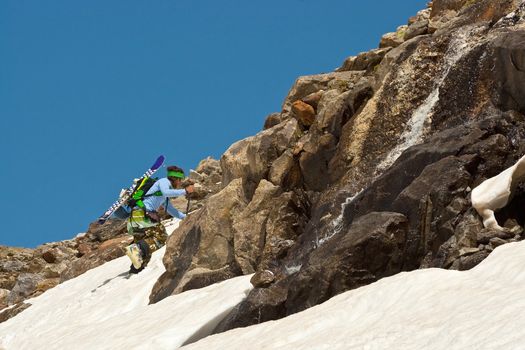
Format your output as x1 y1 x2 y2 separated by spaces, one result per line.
220 118 301 195
482 29 525 114
150 179 247 303
154 0 525 334
213 112 525 331
171 156 223 213
286 212 409 314
149 178 310 303
214 212 408 330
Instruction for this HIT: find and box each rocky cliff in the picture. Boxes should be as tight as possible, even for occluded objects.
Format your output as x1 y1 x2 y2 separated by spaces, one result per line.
146 0 525 333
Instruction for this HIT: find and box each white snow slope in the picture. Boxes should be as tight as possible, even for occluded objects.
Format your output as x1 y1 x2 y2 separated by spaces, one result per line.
185 241 525 350
2 219 525 349
0 219 253 350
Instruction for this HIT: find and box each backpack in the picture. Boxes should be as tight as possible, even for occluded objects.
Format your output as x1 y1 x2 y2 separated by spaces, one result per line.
126 177 161 209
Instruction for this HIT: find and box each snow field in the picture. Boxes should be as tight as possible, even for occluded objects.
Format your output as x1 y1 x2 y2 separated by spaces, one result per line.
183 241 525 349
0 219 253 349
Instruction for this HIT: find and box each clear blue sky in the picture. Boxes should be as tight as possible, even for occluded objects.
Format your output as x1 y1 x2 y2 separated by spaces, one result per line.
1 0 427 248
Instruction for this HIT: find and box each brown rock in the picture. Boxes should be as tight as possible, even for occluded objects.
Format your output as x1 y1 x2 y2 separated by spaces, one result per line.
195 157 222 179
299 132 338 191
85 218 127 242
76 243 92 257
0 273 17 290
430 0 467 18
41 249 57 264
220 118 301 192
263 113 284 130
337 48 391 72
268 150 302 189
404 20 429 41
35 278 60 293
301 90 324 110
489 237 507 248
291 100 316 127
7 273 44 305
260 191 308 266
454 212 483 248
98 235 132 251
316 78 373 138
281 71 364 117
60 236 132 283
150 179 248 303
213 281 289 333
477 228 514 244
458 250 491 271
380 26 408 48
0 302 31 323
286 212 408 314
250 270 275 288
233 180 282 274
216 212 408 331
0 289 8 310
42 263 68 278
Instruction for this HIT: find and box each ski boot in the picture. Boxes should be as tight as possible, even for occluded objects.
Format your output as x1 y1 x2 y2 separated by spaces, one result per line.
125 243 143 270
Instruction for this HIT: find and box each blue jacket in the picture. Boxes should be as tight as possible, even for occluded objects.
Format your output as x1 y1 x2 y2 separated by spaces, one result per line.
143 178 187 219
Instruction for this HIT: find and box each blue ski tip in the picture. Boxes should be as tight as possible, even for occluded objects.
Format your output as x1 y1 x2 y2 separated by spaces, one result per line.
152 155 165 170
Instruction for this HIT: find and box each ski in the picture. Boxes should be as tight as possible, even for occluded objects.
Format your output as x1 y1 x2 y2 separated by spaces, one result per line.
97 155 165 224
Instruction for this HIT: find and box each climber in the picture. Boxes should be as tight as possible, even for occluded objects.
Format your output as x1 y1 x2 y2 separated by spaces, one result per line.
125 165 194 274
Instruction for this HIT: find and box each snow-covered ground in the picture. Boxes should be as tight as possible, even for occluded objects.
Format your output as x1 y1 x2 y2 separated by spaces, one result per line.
186 241 525 350
2 219 525 349
0 219 253 349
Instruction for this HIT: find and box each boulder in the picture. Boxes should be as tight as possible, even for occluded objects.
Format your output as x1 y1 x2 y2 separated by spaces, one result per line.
263 113 284 130
220 118 301 193
60 235 132 282
150 179 248 303
0 302 31 324
233 180 283 274
256 190 309 270
213 280 289 333
291 100 316 127
285 212 408 314
7 273 44 305
215 212 408 331
85 219 127 243
337 48 391 72
380 25 408 48
0 289 8 310
281 71 365 117
404 20 429 41
316 78 373 138
299 132 338 191
41 249 57 264
430 0 467 19
477 228 515 244
301 90 325 110
268 150 302 190
250 270 275 288
458 250 490 270
482 30 525 114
